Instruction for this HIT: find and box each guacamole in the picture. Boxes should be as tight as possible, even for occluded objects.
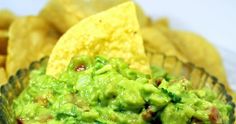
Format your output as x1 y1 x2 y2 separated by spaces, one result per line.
13 56 232 124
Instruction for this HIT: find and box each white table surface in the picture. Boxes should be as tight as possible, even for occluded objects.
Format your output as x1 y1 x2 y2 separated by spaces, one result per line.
0 0 236 90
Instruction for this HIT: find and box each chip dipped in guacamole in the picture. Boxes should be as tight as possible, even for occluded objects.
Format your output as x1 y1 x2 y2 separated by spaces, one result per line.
46 2 150 78
11 2 234 124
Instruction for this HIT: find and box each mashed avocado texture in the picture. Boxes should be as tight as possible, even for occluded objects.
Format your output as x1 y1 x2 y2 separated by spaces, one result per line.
13 56 232 124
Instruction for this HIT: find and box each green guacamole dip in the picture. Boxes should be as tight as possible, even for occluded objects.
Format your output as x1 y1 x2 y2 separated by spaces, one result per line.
13 56 232 124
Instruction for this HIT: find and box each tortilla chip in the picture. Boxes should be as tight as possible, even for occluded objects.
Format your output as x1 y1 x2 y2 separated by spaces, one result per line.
153 18 169 32
6 16 59 76
0 67 7 85
142 26 186 62
167 31 229 90
0 55 6 67
135 4 151 27
40 0 149 33
39 0 82 33
69 0 150 27
0 30 8 55
0 10 16 29
47 2 150 77
63 0 129 16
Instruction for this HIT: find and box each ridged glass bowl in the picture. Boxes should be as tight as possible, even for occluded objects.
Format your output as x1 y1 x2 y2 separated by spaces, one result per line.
0 54 235 123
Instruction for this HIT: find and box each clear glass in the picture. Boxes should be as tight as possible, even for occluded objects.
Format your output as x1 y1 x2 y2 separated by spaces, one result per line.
217 46 236 91
0 54 235 123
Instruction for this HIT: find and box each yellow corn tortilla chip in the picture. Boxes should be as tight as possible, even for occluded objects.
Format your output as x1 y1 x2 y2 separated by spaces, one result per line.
7 16 59 76
0 67 7 85
154 18 169 29
0 55 6 67
47 2 150 77
40 0 149 33
70 0 150 27
0 30 8 55
152 18 171 35
39 0 82 33
167 31 229 90
63 0 130 16
142 26 186 62
135 4 151 27
0 9 16 29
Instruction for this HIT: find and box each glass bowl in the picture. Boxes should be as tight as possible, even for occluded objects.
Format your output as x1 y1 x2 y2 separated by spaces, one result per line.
0 54 235 123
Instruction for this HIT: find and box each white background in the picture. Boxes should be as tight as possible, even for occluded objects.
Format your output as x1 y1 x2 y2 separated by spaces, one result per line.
0 0 236 90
